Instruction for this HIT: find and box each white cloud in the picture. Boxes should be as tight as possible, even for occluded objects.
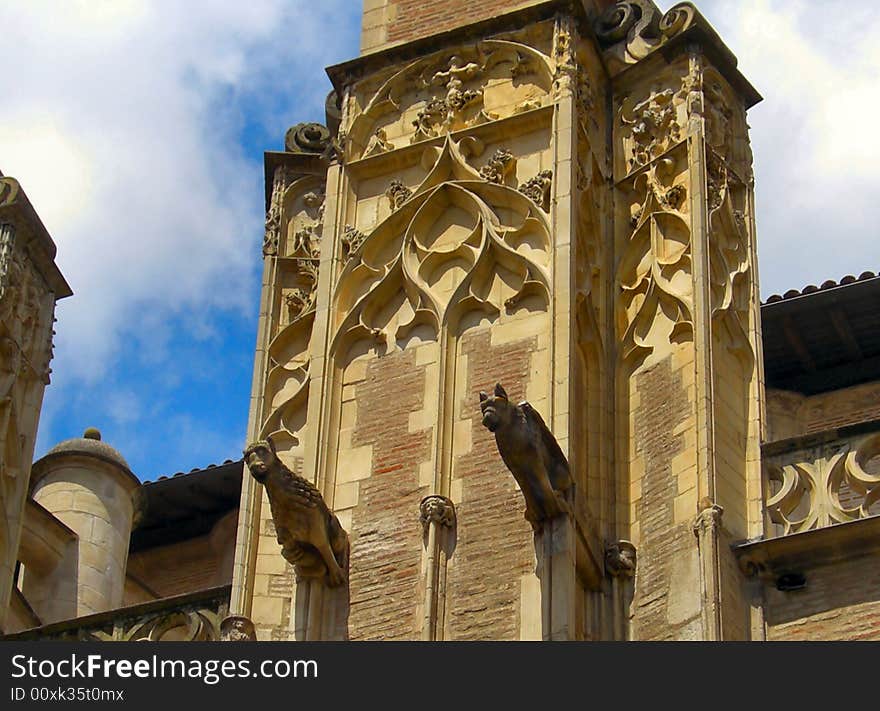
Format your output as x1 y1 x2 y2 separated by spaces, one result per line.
12 1 878 471
1 0 353 379
0 0 358 473
661 0 880 295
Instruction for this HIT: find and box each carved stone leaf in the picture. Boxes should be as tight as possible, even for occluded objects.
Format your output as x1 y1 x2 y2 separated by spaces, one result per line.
617 166 693 369
347 40 554 160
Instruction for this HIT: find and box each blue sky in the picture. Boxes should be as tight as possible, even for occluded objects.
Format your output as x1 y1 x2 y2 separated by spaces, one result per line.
1 1 878 480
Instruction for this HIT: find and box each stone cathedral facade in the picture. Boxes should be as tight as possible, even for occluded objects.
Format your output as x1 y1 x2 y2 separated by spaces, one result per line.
3 1 880 642
235 0 764 641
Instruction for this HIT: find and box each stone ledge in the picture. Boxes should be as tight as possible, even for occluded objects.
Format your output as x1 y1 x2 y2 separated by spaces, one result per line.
734 516 880 583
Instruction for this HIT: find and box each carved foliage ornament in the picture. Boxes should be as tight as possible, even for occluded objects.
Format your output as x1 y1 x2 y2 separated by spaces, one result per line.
332 137 552 352
617 153 693 370
706 150 752 366
0 229 52 384
620 88 683 173
595 1 701 74
347 40 554 160
264 166 296 256
479 149 516 185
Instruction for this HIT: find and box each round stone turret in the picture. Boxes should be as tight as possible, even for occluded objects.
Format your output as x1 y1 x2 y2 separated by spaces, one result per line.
24 428 142 623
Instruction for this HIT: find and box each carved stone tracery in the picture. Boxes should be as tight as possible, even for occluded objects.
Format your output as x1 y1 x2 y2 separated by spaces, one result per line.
332 136 552 350
617 151 693 371
765 433 880 535
345 39 555 160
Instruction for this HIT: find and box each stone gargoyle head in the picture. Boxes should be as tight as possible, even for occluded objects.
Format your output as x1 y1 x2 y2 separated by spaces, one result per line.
243 438 277 484
479 383 514 433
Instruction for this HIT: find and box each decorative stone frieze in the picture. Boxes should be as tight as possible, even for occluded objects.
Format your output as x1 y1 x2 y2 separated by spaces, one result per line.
342 38 555 161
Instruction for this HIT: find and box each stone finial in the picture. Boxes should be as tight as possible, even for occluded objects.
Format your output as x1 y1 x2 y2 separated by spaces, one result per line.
605 540 637 578
243 436 349 587
479 383 572 531
419 495 456 533
83 427 101 440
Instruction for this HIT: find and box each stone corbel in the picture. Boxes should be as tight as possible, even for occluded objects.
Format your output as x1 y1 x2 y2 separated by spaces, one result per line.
220 615 257 642
605 540 636 641
419 495 456 641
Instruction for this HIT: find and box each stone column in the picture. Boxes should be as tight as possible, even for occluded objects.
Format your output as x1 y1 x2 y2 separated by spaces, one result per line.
600 3 763 640
419 495 456 640
24 429 141 623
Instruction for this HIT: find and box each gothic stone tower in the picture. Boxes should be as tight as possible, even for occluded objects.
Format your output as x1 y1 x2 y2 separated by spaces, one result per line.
231 0 764 640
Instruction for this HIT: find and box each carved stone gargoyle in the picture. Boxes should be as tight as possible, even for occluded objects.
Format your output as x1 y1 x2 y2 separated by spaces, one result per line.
479 383 573 531
244 437 349 587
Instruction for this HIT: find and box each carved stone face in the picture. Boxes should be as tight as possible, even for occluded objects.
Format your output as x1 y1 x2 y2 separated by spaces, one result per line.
245 445 275 483
479 384 511 433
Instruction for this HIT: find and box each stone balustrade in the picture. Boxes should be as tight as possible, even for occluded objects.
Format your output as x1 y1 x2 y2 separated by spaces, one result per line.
1 585 230 642
762 422 880 536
